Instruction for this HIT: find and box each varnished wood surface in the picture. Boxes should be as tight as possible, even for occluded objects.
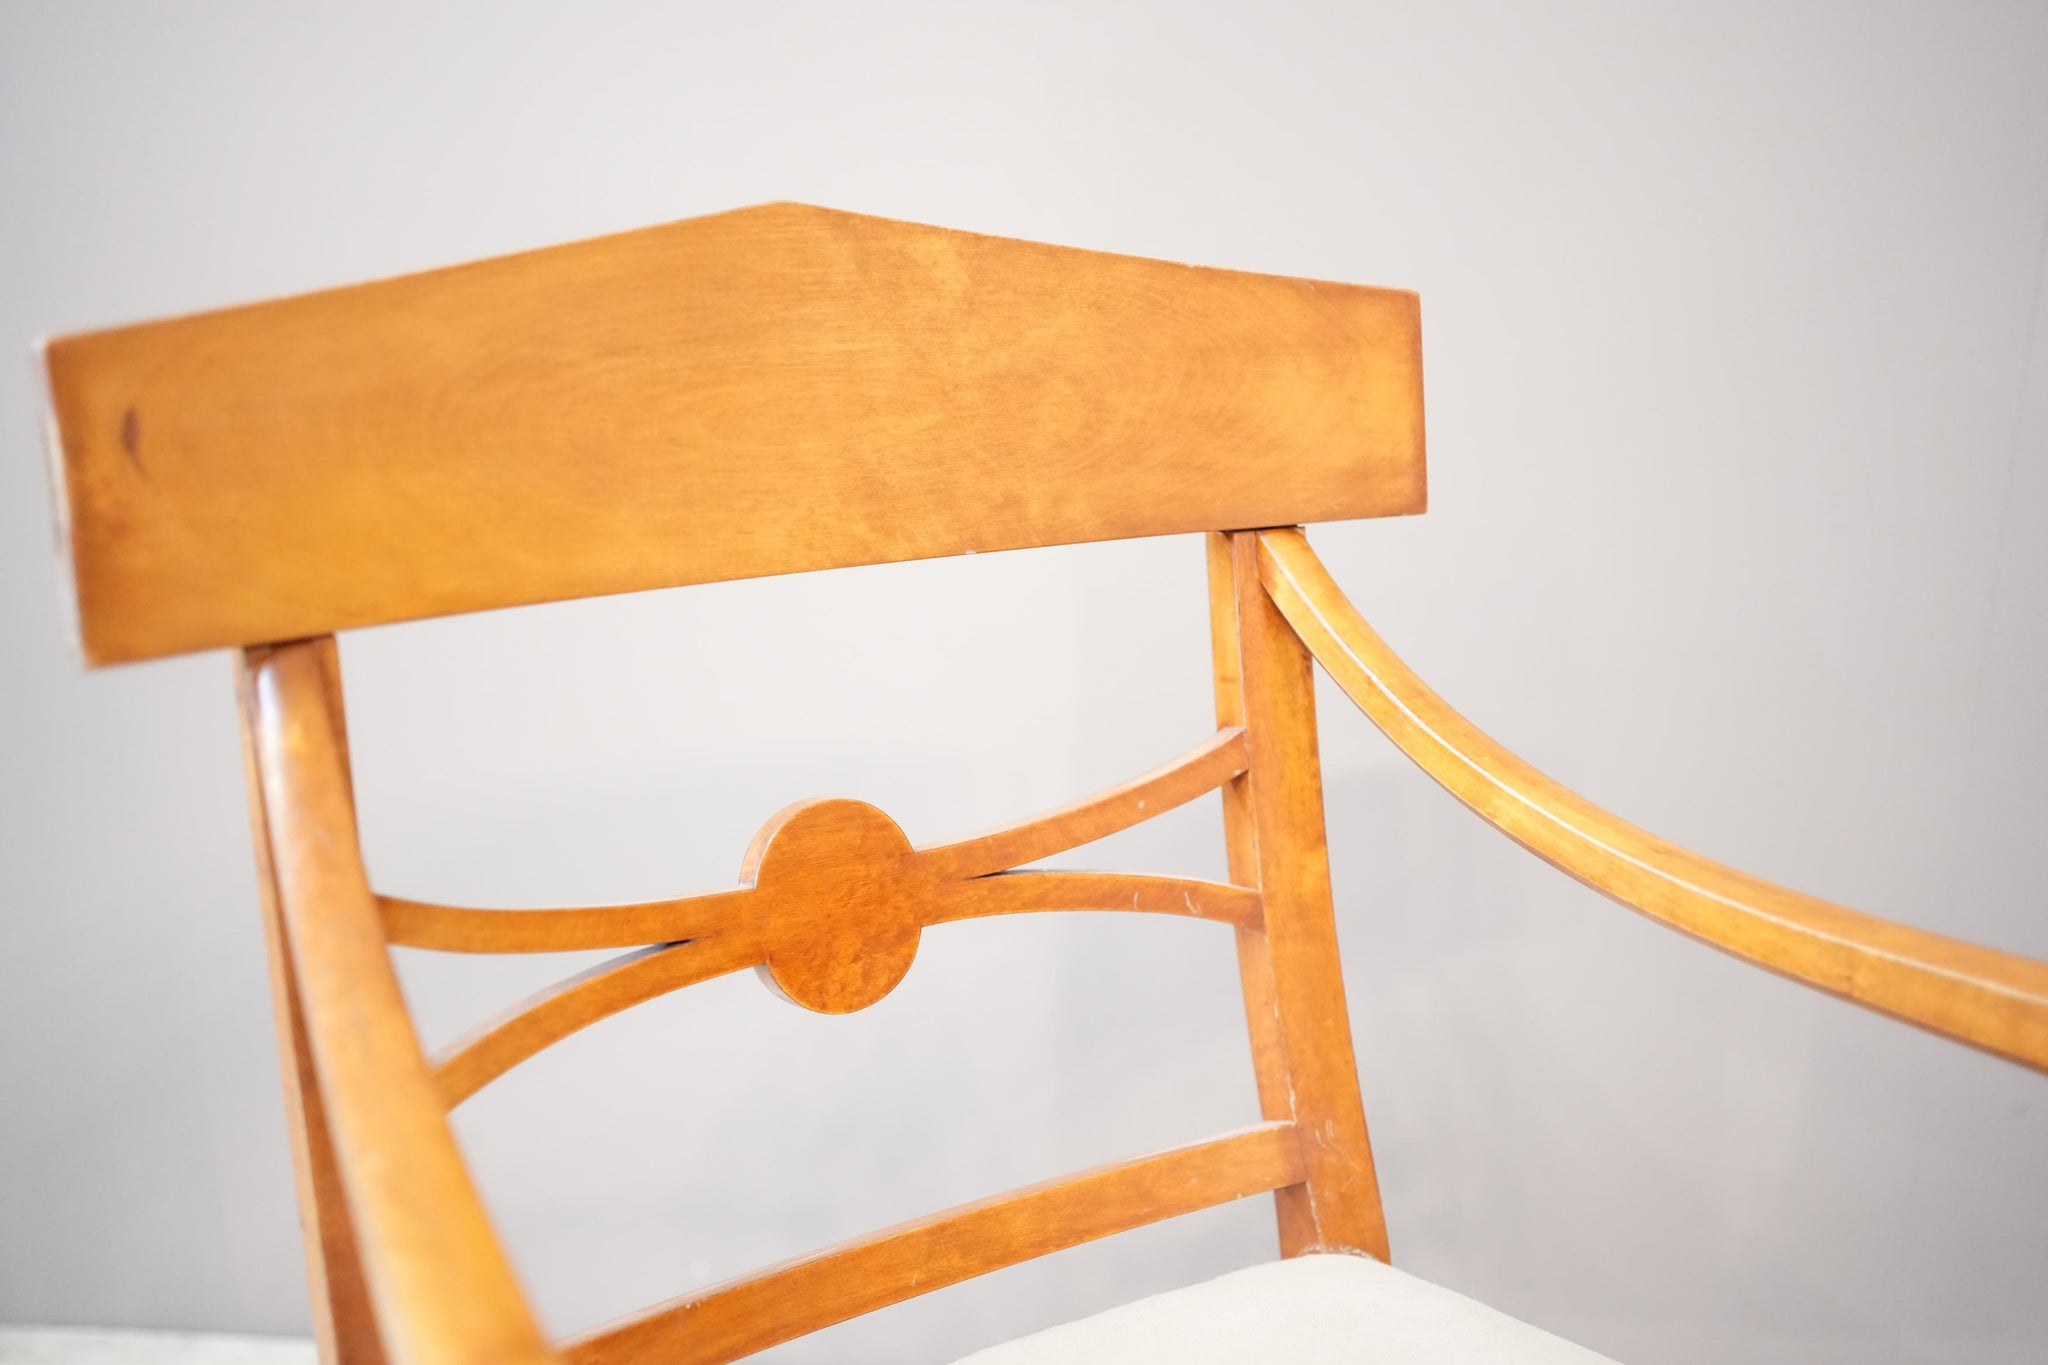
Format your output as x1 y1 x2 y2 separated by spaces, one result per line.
1255 527 2048 1075
1212 532 1390 1259
380 726 1252 954
564 1122 1306 1365
1207 533 1313 1250
921 727 1249 879
236 654 385 1365
380 889 754 955
246 641 554 1365
927 870 1261 927
429 871 1261 1110
432 939 759 1109
398 732 1261 1106
44 203 1425 665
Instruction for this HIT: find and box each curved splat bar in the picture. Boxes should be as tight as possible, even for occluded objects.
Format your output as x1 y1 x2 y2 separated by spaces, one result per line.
933 870 1261 928
380 728 1253 955
1255 527 2048 1074
428 869 1260 1108
920 727 1249 879
382 889 754 953
563 1121 1304 1365
401 734 1269 1106
433 936 761 1108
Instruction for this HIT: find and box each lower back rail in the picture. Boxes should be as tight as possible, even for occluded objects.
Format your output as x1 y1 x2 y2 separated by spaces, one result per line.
565 1122 1306 1365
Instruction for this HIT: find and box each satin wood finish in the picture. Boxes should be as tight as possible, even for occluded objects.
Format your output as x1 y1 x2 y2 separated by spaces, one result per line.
240 635 1342 1365
431 868 1263 1109
241 643 553 1365
565 1123 1306 1365
41 201 1424 665
1255 527 2048 1075
235 643 385 1365
48 207 2047 1365
1208 531 1389 1259
373 726 1260 1107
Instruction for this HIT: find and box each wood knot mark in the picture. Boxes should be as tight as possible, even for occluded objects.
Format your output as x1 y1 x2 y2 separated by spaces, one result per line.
119 406 144 474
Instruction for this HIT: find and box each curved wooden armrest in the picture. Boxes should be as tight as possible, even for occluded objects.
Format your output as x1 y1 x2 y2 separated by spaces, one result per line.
244 642 558 1365
1254 528 2048 1075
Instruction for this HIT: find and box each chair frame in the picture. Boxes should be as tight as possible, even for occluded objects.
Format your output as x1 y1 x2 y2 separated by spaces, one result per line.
42 204 2048 1365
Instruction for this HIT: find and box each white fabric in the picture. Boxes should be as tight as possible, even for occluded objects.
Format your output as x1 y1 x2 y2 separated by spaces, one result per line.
953 1252 1619 1364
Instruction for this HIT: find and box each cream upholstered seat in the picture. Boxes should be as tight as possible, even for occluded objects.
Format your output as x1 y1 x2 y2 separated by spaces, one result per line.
957 1254 1616 1364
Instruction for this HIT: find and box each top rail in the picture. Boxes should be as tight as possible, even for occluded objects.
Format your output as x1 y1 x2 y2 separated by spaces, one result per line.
1255 527 2048 1075
43 202 1423 665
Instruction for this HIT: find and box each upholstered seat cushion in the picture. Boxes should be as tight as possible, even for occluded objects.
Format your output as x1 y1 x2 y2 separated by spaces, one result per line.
955 1252 1618 1363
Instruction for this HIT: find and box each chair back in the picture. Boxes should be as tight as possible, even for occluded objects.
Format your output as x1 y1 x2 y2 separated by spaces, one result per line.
40 205 1428 1365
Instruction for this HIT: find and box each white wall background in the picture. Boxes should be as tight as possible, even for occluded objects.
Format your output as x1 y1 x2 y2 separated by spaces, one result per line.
3 4 2045 1362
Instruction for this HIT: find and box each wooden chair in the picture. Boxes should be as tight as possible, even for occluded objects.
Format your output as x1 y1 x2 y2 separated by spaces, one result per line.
40 204 2048 1364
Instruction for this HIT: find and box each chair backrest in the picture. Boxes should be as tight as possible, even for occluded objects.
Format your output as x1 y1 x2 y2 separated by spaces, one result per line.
40 205 1427 1365
42 201 1423 666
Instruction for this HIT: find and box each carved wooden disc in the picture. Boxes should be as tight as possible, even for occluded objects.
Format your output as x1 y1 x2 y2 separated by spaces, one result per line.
742 799 927 1014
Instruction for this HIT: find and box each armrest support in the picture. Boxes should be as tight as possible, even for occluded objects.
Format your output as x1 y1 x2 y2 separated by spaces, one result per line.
245 642 557 1365
1255 527 2048 1075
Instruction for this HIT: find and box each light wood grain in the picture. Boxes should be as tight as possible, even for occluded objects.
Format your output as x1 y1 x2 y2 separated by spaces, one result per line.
399 733 1263 1104
433 939 758 1109
921 727 1249 879
430 869 1261 1110
564 1122 1305 1365
1213 532 1390 1259
1256 526 2048 1076
381 729 1253 953
235 651 385 1365
1207 532 1312 1251
44 203 1424 665
79 186 2048 1365
246 640 554 1365
380 889 755 954
929 870 1261 928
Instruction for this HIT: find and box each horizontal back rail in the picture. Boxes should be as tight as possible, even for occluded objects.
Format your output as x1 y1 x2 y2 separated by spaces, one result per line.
564 1122 1306 1365
1256 527 2048 1075
43 203 1424 665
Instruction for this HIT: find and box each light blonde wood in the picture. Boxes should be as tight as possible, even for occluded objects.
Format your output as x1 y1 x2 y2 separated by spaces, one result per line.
431 870 1261 1111
1213 530 1390 1260
235 652 384 1365
380 889 755 954
43 203 1424 665
565 1122 1306 1365
1208 533 1316 1251
382 731 1266 1108
401 735 1262 1105
380 728 1253 953
929 870 1261 928
387 872 1257 958
245 640 555 1365
921 727 1249 879
1255 527 2048 1076
744 799 929 1013
64 198 2048 1365
433 940 758 1109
